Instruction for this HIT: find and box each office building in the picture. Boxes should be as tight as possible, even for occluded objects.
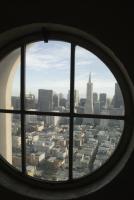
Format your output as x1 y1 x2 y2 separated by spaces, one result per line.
84 73 93 114
38 89 53 112
112 83 124 108
53 94 59 109
99 93 107 111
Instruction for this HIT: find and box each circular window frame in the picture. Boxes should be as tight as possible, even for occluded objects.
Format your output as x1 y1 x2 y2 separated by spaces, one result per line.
0 23 134 200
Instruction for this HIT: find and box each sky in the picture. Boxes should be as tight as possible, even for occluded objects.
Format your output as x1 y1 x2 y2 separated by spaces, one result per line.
12 40 117 99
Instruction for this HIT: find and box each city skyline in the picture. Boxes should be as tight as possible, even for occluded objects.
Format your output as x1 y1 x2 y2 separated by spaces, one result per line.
10 70 124 181
11 73 124 118
12 41 117 98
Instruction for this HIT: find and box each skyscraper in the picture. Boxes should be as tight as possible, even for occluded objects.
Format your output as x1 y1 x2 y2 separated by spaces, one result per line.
67 90 79 108
83 73 93 125
59 98 67 108
59 93 67 108
113 83 124 108
53 94 59 109
99 93 107 111
93 93 98 104
25 93 36 110
93 92 99 113
84 73 93 114
79 98 86 107
38 89 53 112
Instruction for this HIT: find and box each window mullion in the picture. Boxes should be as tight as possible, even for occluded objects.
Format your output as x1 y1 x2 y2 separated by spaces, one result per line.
69 44 75 180
72 113 125 120
21 45 26 174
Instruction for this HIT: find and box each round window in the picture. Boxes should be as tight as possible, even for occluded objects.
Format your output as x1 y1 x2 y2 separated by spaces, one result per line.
0 24 134 200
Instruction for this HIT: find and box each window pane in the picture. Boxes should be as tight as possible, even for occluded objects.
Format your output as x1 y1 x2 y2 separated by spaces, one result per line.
26 115 69 181
74 46 124 115
26 41 70 112
73 117 124 179
0 48 20 110
0 113 21 171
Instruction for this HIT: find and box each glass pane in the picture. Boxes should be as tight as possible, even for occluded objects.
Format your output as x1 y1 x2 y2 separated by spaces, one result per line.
73 117 124 179
26 115 69 181
0 113 21 171
74 46 124 115
0 48 20 109
26 41 70 112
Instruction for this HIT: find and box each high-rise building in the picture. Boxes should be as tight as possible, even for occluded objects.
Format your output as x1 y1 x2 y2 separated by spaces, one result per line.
94 102 100 114
113 83 124 108
25 93 36 109
53 94 59 109
83 73 94 125
99 93 107 111
93 93 98 104
38 89 53 112
75 90 79 107
79 98 86 107
59 98 67 108
59 93 67 108
67 90 79 107
84 73 93 114
77 98 86 114
93 92 99 114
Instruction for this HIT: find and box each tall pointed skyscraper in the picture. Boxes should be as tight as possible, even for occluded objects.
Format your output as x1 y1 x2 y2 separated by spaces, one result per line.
84 73 94 114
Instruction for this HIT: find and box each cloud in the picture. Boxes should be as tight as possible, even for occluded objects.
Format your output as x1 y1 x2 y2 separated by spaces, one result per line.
26 41 70 71
13 41 119 99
